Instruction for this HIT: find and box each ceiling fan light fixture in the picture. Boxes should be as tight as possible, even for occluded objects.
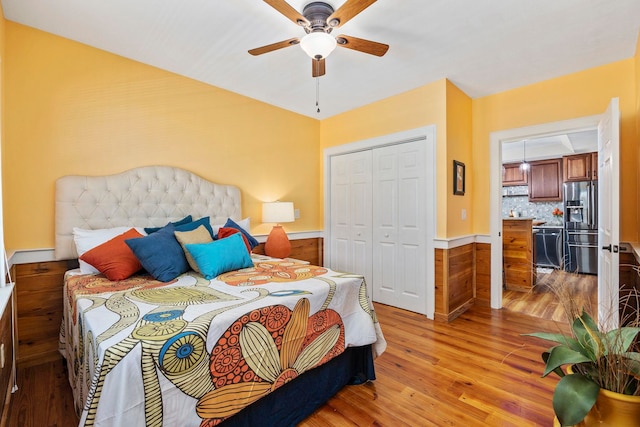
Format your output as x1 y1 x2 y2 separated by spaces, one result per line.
300 32 336 59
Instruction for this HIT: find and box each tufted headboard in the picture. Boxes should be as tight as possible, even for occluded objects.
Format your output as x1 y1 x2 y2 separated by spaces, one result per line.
55 166 242 260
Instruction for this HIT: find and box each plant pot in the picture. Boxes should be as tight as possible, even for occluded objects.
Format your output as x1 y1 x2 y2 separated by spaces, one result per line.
553 388 640 426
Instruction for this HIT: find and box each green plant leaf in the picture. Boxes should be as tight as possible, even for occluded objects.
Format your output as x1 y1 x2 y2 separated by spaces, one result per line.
542 351 565 378
602 327 640 354
543 346 592 378
621 352 640 378
573 311 604 360
523 332 582 352
553 374 600 426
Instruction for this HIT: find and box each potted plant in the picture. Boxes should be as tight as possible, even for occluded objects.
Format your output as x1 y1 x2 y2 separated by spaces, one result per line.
525 301 640 426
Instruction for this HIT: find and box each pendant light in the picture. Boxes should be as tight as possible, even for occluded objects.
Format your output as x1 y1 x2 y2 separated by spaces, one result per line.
520 140 530 171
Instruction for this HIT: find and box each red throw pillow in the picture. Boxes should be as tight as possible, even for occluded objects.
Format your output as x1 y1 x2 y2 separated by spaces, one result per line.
217 227 251 253
80 228 144 280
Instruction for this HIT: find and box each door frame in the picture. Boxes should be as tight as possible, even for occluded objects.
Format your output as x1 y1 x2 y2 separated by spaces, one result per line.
323 125 437 319
490 115 601 309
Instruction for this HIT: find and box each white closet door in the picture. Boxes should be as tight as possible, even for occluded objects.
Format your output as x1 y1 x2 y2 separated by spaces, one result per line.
330 151 373 299
372 141 427 314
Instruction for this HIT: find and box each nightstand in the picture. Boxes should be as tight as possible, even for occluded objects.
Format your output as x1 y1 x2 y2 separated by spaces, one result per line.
0 284 15 426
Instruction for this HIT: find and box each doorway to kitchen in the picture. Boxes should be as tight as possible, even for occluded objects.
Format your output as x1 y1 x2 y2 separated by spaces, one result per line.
491 116 603 322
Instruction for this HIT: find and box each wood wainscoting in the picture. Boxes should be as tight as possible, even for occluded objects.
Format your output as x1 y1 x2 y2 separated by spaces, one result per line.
252 237 324 266
435 242 492 322
474 243 492 307
435 244 474 322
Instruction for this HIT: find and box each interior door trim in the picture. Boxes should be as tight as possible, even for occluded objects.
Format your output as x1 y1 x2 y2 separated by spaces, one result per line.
490 115 601 309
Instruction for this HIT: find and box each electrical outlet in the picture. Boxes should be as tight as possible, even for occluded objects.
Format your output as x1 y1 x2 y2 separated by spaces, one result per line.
294 208 300 219
461 209 467 220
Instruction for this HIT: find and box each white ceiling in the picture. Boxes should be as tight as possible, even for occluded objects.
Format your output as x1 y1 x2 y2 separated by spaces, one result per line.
502 130 598 164
2 0 640 119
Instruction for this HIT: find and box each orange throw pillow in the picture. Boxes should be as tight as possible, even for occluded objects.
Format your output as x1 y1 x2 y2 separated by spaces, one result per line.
217 227 252 253
80 228 144 280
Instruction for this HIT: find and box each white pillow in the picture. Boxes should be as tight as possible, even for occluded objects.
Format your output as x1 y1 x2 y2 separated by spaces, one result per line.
210 217 250 236
73 226 147 274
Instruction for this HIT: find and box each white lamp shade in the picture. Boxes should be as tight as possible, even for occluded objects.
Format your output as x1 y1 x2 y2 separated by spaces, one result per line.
300 32 337 59
262 202 295 223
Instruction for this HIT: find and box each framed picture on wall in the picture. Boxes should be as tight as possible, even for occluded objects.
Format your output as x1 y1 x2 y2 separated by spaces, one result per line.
453 160 465 195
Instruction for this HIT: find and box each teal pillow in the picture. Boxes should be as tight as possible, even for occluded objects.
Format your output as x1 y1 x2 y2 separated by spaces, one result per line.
125 224 189 282
223 218 259 249
144 215 192 234
185 233 254 280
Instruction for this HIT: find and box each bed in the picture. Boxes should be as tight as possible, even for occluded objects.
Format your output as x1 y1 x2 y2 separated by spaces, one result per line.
55 166 386 427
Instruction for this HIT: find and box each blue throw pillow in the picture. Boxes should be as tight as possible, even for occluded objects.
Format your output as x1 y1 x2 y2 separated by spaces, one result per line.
223 218 259 249
185 233 254 280
144 215 192 234
175 216 215 239
125 224 189 282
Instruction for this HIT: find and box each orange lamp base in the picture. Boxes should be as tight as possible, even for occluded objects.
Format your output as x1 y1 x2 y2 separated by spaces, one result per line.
264 225 291 259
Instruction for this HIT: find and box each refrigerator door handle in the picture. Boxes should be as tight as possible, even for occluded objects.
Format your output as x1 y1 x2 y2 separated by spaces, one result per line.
592 181 598 228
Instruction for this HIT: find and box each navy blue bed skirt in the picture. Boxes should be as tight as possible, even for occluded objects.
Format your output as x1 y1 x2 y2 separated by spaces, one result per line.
223 345 376 426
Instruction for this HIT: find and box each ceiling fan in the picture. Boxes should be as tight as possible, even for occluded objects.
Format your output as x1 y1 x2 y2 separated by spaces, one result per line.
249 0 389 77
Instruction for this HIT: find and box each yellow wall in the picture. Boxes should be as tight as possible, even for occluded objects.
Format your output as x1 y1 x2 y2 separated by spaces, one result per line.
636 33 640 235
3 22 320 249
445 80 473 237
472 59 638 241
320 79 453 237
2 18 639 249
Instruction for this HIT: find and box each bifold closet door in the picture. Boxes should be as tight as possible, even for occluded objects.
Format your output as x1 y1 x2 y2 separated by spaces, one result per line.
329 150 373 299
372 141 427 314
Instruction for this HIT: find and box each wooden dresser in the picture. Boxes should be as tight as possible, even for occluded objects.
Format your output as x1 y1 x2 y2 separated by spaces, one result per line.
0 284 15 427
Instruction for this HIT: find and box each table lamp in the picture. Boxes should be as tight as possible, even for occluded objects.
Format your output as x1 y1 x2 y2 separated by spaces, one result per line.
262 201 295 258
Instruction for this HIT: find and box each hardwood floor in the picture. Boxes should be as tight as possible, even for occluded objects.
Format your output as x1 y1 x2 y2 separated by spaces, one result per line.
502 269 598 323
7 303 561 426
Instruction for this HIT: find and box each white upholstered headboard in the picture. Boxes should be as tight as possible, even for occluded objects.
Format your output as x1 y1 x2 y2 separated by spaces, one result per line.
55 166 242 260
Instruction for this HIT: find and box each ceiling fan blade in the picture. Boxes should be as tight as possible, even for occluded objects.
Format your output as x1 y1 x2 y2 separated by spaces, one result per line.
312 58 326 77
327 0 377 29
336 35 389 56
248 38 300 56
263 0 309 27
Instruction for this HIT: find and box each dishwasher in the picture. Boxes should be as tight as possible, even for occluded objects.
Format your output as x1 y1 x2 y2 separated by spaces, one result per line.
534 227 563 269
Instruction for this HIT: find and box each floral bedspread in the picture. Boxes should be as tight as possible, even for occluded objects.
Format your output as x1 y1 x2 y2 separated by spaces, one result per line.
59 258 386 427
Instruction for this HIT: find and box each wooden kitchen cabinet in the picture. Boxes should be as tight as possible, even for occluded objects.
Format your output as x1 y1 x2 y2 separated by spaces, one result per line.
563 152 597 182
502 162 528 186
528 158 562 201
503 219 535 291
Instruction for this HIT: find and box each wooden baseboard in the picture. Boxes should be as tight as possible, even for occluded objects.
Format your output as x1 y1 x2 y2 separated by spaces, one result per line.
435 298 475 323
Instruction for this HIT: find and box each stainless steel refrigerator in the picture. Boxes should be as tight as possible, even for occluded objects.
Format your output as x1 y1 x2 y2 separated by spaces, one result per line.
564 181 598 274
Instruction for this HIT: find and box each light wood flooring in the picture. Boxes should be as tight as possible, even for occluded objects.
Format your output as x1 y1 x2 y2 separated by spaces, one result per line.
7 302 562 426
502 269 598 323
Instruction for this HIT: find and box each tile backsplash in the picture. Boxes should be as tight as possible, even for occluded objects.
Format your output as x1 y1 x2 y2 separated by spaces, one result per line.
502 185 563 223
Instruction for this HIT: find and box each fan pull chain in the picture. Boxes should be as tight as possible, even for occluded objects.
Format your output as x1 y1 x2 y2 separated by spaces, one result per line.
315 76 320 114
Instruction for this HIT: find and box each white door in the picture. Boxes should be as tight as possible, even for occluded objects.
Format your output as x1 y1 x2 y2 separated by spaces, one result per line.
597 98 620 330
330 151 373 297
372 141 427 314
